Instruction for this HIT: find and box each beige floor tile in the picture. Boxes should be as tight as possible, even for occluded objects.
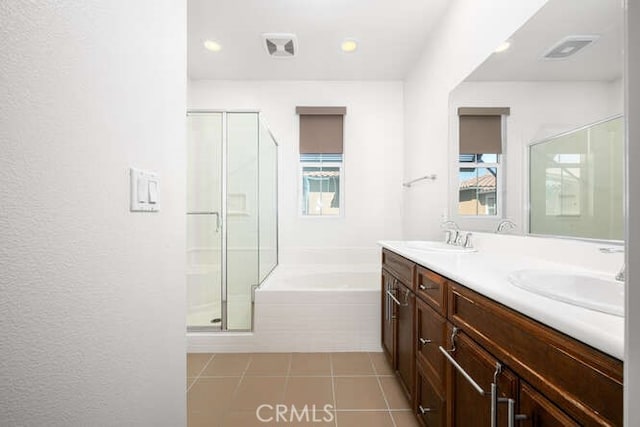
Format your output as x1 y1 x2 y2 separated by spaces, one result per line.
392 410 422 427
287 410 336 426
379 376 411 409
187 408 225 427
200 353 250 376
187 353 214 377
290 353 332 376
336 411 395 427
221 410 268 427
283 377 334 407
334 377 387 410
245 353 291 376
331 352 375 376
188 377 240 411
369 352 395 376
232 376 287 410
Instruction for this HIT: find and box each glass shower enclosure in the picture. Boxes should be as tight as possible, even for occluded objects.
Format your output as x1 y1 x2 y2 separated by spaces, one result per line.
186 111 278 331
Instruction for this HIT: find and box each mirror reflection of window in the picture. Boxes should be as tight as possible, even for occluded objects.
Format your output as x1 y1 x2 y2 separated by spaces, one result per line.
458 154 499 216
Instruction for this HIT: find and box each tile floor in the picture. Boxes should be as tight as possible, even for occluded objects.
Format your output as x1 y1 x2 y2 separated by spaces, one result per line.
187 352 421 427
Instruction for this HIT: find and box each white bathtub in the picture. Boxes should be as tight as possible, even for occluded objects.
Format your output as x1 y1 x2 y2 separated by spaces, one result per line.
187 264 383 353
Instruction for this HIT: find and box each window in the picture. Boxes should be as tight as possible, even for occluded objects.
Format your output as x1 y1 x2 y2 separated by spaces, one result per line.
300 154 342 216
296 106 346 217
456 108 509 217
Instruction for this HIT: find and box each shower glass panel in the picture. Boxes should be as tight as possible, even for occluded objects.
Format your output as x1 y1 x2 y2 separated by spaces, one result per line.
186 111 278 332
259 120 278 282
226 113 259 330
529 116 624 240
186 113 223 328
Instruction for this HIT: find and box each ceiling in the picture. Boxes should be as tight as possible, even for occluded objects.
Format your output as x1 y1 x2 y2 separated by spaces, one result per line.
466 0 623 82
187 0 451 81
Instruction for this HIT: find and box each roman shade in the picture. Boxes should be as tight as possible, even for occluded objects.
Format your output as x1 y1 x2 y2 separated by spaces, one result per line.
458 107 510 154
296 106 346 154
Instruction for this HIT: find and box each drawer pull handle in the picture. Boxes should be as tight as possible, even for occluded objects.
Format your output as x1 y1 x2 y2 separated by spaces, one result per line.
418 284 437 291
418 405 433 415
439 345 489 396
419 337 432 346
386 289 402 306
507 397 527 427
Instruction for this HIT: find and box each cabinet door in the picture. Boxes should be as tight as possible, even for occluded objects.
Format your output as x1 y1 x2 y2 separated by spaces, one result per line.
381 270 396 368
396 281 415 400
447 330 518 427
519 382 580 427
416 364 446 427
416 298 447 390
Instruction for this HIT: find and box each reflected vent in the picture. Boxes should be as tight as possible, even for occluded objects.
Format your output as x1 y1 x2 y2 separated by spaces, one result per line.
543 35 599 60
263 33 297 58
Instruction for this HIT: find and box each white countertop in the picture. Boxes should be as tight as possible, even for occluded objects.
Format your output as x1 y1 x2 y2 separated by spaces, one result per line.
379 240 624 360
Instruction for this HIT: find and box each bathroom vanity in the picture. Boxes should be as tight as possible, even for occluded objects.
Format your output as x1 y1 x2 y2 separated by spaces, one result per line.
380 245 623 427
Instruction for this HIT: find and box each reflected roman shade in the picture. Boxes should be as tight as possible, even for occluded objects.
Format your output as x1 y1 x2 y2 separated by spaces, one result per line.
458 107 510 154
296 106 346 154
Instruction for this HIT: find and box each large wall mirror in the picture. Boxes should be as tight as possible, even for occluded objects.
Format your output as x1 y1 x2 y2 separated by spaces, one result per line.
448 0 624 242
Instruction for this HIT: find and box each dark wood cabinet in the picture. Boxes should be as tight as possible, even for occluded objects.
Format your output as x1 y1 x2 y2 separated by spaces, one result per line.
380 248 623 427
382 250 416 403
518 382 580 427
396 281 415 399
416 364 446 427
381 269 396 367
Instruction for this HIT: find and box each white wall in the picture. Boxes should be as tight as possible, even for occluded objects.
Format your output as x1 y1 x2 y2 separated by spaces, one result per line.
625 1 639 424
0 2 186 426
402 0 549 239
449 80 623 232
188 80 404 264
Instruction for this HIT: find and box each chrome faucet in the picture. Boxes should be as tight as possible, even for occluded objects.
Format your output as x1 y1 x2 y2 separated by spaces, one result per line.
441 220 460 245
462 232 473 249
495 220 517 234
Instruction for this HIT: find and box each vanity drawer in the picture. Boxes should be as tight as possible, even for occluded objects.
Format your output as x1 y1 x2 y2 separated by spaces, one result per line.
382 249 415 285
448 282 623 426
415 266 447 315
415 298 447 390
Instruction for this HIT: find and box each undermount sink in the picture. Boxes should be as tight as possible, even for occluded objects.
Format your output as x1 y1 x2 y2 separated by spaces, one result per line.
507 269 624 317
404 240 477 253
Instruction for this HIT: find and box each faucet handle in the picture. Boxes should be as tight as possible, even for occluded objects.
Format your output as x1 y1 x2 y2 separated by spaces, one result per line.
463 232 473 249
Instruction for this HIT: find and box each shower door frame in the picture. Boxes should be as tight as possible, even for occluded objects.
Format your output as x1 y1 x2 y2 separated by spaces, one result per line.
187 109 272 333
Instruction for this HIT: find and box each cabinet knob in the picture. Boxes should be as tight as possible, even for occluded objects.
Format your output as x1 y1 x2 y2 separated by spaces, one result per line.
418 405 433 415
419 337 432 346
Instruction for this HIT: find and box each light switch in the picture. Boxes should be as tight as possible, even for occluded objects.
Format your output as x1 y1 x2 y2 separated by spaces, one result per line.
148 180 158 204
130 167 159 212
137 177 148 203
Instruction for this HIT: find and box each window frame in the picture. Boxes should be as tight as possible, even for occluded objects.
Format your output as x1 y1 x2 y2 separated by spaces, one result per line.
457 154 503 218
298 155 344 218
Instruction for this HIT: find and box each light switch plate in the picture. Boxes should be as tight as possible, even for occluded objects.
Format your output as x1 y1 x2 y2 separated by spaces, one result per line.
130 167 159 212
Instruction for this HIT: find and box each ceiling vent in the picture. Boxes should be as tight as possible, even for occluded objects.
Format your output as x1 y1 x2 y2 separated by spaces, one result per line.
542 35 600 60
263 33 297 58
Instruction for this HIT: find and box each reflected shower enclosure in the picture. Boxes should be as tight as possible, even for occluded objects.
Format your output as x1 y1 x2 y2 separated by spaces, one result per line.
187 111 278 331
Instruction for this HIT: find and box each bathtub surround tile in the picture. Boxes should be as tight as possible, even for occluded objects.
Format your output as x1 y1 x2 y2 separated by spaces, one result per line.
200 353 250 376
245 353 291 376
187 353 214 377
379 376 412 409
334 377 388 410
331 352 375 376
290 353 332 376
336 411 395 427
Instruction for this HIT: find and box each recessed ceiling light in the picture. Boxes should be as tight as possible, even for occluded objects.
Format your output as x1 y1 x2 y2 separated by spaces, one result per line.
341 39 358 53
494 41 511 53
204 40 222 52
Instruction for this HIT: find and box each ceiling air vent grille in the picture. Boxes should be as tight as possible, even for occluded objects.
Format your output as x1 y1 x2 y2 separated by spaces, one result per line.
263 33 297 58
542 35 600 60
